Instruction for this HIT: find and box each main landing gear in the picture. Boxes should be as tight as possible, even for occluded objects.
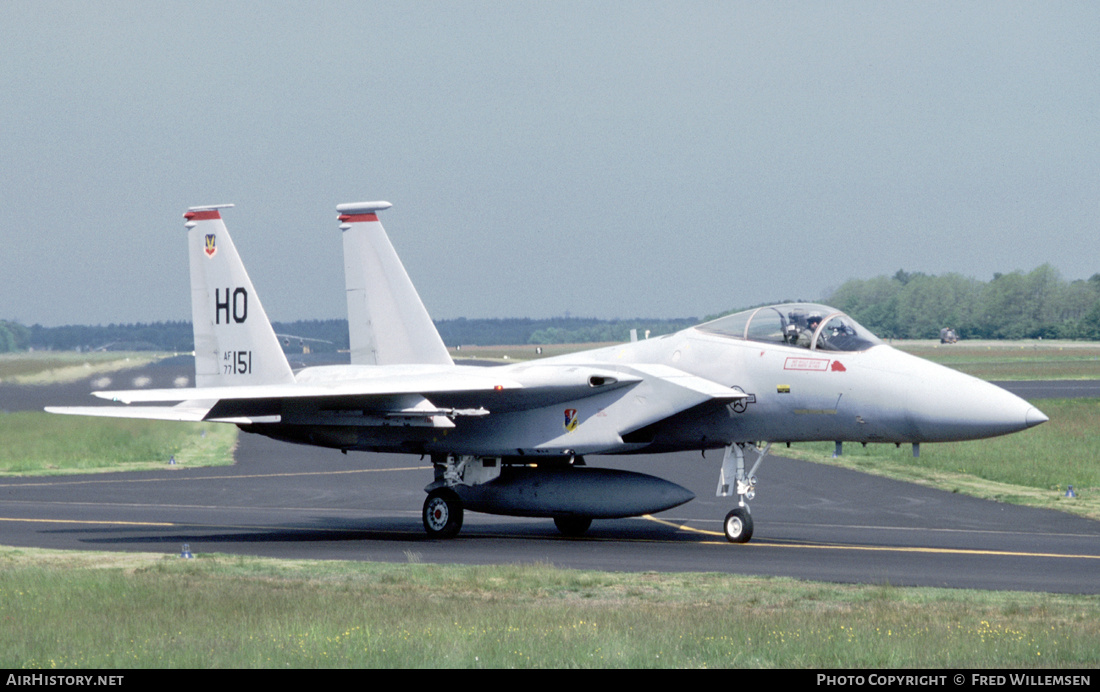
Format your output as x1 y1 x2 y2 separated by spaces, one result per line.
423 453 467 539
717 442 771 543
422 486 594 539
422 454 597 539
423 487 463 539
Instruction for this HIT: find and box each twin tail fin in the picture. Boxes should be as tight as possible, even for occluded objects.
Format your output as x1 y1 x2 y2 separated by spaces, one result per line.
184 205 295 387
337 202 452 366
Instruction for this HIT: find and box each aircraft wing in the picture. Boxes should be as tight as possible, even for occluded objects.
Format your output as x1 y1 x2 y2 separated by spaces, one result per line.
49 364 744 435
89 370 528 405
50 366 638 422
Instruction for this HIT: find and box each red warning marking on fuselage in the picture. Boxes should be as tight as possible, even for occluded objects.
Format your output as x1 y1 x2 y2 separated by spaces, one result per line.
831 361 847 372
784 357 830 372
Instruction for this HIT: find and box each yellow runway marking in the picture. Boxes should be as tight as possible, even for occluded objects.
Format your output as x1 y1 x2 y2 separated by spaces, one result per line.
0 517 176 527
0 516 422 535
0 466 431 488
2 504 1096 562
641 515 1100 561
644 514 721 536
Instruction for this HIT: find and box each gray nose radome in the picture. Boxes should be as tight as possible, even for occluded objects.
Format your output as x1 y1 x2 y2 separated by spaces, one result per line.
1025 407 1049 429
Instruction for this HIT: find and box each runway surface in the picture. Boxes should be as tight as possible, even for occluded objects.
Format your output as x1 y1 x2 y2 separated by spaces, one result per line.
2 369 1098 593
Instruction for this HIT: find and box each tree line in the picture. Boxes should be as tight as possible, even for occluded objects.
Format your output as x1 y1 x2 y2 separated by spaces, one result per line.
4 264 1098 353
824 265 1100 340
0 321 30 353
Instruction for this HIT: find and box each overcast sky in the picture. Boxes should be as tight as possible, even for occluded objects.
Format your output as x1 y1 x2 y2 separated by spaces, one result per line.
2 2 1097 327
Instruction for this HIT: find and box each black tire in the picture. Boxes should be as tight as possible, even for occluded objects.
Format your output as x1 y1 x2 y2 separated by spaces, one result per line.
423 488 463 539
553 516 592 537
724 507 753 543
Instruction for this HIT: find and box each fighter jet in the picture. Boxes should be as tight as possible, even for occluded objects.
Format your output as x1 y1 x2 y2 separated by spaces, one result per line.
48 203 1048 542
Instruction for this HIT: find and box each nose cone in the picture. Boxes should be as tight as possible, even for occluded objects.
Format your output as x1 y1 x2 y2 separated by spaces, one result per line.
1025 406 1049 429
900 353 1048 442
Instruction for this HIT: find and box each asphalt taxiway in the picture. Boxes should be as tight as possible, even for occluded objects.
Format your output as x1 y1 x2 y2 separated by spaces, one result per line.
1 370 1097 593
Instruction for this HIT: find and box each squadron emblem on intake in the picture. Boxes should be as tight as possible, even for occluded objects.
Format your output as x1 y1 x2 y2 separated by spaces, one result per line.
563 408 579 432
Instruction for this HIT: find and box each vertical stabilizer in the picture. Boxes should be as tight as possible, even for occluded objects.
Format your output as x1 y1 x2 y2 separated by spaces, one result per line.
336 202 453 366
184 205 296 387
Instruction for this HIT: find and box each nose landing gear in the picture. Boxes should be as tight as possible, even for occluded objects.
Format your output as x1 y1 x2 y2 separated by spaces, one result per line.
717 442 770 543
724 506 753 543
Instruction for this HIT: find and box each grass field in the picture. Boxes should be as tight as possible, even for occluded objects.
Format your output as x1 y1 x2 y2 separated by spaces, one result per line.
895 341 1100 380
0 351 172 385
451 342 618 362
1 549 1097 668
0 412 236 475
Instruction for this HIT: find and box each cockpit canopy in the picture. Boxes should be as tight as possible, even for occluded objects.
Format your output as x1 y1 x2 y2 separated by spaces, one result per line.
696 303 883 352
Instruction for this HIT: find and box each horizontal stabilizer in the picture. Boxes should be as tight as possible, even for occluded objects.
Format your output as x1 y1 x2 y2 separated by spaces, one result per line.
45 404 212 422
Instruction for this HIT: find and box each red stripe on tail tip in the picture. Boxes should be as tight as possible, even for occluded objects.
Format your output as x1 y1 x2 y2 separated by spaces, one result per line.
184 210 221 221
338 213 379 223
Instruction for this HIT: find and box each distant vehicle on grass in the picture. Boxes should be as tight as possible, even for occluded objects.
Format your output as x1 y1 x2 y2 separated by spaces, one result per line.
940 328 958 344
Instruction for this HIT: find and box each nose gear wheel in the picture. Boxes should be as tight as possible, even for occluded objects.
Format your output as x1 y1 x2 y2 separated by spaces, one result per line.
724 507 753 543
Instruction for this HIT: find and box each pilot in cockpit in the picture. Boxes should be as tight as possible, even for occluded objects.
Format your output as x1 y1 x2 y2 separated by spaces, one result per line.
801 314 823 348
785 312 823 348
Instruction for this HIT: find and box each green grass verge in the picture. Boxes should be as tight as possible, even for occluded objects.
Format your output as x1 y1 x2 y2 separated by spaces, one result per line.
1 549 1096 668
783 398 1100 520
895 341 1100 380
452 342 619 362
0 412 237 475
0 352 174 385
